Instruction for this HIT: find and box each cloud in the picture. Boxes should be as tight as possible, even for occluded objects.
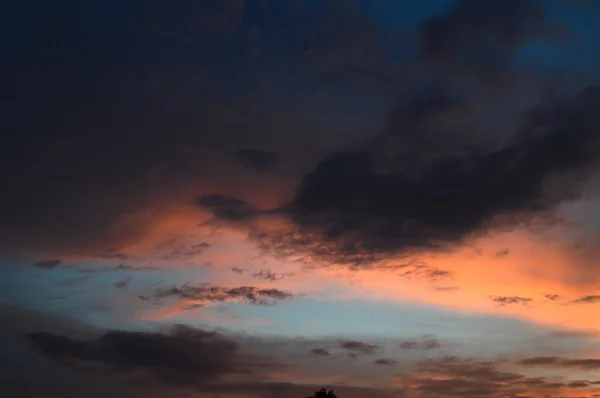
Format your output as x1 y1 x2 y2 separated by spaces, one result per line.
3 0 398 256
253 269 294 282
232 149 278 173
115 264 158 272
197 195 261 222
544 294 561 301
32 260 61 270
495 249 510 258
339 340 378 355
491 296 534 306
570 295 600 304
29 325 245 385
231 267 248 274
275 86 600 263
374 358 397 366
114 278 132 289
310 348 331 357
399 338 441 350
517 356 600 370
404 356 586 397
141 283 296 306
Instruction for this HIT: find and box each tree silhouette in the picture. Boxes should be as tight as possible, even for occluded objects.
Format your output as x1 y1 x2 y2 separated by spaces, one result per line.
306 388 338 398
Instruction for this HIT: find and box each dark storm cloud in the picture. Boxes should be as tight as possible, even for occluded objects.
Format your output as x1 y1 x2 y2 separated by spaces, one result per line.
1 0 399 256
232 149 279 173
517 356 600 370
29 325 242 385
340 340 378 355
32 259 61 270
141 283 295 306
491 296 534 306
237 85 600 265
1 0 578 263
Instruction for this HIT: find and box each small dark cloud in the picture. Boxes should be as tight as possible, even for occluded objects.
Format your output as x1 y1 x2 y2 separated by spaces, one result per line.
33 259 61 270
374 358 397 366
567 381 589 388
231 267 248 274
544 294 560 301
517 356 600 370
340 340 378 355
495 249 510 258
310 348 331 357
115 264 158 272
232 149 278 173
252 269 293 282
491 296 533 306
399 338 441 350
570 295 600 304
142 283 295 306
113 279 131 289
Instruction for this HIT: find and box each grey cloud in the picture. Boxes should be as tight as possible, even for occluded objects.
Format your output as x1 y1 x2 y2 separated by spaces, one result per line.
253 269 293 281
517 356 600 370
374 358 397 366
340 341 378 355
491 296 533 306
142 283 295 306
310 348 331 357
570 295 600 304
29 325 242 385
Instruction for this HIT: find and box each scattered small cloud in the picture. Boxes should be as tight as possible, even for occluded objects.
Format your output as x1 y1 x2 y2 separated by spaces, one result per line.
252 269 293 282
399 338 441 350
374 358 397 366
141 283 296 306
310 348 331 356
570 295 600 304
115 264 158 272
113 278 132 289
495 249 510 258
490 296 533 306
340 340 378 355
544 294 561 301
517 356 600 370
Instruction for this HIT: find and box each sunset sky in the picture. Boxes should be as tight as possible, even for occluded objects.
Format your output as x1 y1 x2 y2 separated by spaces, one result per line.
3 1 600 397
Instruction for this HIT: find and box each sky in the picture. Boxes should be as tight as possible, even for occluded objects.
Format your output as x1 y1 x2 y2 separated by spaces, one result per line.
2 0 600 397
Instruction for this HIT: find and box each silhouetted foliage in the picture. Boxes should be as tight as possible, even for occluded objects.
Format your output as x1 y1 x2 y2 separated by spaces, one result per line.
306 388 338 398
